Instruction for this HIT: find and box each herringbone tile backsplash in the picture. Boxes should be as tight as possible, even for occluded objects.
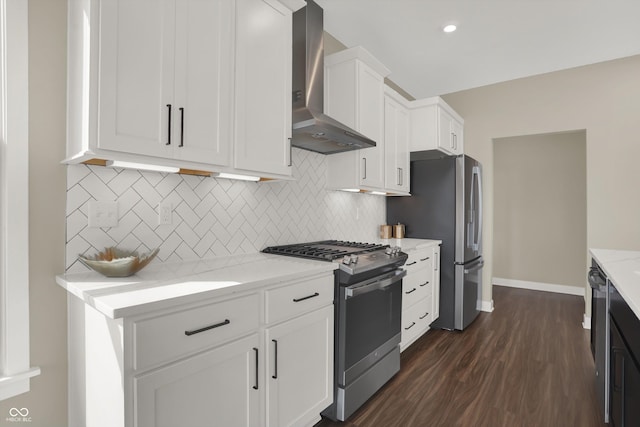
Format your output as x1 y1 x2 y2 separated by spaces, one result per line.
66 148 386 272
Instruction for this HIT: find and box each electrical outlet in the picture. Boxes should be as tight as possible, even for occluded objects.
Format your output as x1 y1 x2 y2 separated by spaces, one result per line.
159 202 172 225
88 201 119 228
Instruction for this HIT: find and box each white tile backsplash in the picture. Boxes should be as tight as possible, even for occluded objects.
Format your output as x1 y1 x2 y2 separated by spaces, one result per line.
65 148 386 272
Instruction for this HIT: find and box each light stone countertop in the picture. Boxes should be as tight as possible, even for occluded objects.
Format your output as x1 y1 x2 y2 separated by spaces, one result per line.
56 252 337 319
57 239 442 320
590 248 640 320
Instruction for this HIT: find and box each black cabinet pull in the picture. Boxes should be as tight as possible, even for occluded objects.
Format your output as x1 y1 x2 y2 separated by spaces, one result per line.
419 312 429 320
272 339 278 379
293 292 319 302
405 288 416 294
420 257 430 261
406 261 417 266
184 319 230 336
166 104 172 145
404 322 416 330
420 281 430 287
179 107 185 147
252 347 259 390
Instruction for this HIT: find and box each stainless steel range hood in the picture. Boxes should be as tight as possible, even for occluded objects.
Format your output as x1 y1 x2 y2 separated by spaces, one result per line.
291 0 376 154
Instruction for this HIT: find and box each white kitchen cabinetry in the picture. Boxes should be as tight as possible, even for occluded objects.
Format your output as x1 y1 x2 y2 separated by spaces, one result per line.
400 244 441 351
72 0 234 165
67 271 333 427
263 275 334 427
409 97 464 156
325 47 391 192
66 0 302 179
233 0 295 177
265 306 333 427
135 334 260 427
383 86 411 195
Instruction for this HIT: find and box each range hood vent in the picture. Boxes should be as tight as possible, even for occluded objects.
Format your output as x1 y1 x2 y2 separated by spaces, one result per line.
291 0 376 154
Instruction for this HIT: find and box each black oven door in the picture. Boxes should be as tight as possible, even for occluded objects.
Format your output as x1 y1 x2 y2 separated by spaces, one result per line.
337 269 405 387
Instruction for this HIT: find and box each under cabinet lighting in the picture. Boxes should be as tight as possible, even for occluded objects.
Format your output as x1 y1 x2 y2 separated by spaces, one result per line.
106 160 180 173
216 172 260 182
341 188 361 193
369 191 387 196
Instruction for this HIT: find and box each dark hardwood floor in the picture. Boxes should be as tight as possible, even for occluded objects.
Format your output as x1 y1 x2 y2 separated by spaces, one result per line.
317 286 606 427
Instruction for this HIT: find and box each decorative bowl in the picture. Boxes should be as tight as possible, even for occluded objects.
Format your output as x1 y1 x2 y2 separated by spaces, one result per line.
78 247 159 277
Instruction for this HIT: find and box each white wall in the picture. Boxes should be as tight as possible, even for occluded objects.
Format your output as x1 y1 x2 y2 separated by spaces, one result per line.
443 54 640 315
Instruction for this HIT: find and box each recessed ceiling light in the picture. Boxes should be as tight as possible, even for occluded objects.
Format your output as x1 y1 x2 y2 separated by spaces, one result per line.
443 24 457 33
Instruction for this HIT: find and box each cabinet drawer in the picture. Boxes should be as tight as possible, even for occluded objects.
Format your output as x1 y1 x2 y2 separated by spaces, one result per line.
404 249 433 272
265 275 333 324
134 293 259 371
401 296 432 349
402 276 430 309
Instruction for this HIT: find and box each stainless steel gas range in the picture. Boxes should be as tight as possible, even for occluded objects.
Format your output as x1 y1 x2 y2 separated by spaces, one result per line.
263 240 408 421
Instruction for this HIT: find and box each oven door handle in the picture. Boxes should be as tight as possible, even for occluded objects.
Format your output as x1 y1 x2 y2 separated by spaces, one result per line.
345 269 407 298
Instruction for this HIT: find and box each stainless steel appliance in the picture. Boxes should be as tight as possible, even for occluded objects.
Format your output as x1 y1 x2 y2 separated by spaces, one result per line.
588 259 609 422
387 154 483 330
291 0 376 154
262 240 407 421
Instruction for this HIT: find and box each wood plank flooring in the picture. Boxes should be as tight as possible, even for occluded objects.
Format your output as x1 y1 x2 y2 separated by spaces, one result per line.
316 286 606 427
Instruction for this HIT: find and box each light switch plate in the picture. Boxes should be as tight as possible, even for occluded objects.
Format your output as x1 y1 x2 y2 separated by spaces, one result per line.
88 201 119 228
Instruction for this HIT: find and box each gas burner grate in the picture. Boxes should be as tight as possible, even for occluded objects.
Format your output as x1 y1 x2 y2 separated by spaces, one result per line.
262 240 389 261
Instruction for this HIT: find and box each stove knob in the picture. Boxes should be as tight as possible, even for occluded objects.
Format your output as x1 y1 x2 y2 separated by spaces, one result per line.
350 255 359 264
385 247 393 255
342 256 352 265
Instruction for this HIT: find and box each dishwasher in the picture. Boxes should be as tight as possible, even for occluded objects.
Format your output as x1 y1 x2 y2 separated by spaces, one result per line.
588 259 608 423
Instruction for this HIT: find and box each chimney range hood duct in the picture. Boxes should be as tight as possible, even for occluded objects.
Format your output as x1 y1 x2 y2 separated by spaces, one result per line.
291 0 376 154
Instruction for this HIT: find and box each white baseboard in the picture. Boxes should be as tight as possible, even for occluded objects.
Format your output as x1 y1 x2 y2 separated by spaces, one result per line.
582 314 591 330
479 299 494 312
493 277 584 296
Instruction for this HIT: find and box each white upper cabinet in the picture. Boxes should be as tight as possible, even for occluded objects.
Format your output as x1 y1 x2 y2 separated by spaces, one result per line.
97 0 233 166
325 46 390 192
409 97 464 156
383 86 410 195
233 0 295 177
66 0 303 179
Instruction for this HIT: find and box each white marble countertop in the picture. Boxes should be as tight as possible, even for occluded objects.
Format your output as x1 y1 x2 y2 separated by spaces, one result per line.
590 248 640 319
56 253 337 319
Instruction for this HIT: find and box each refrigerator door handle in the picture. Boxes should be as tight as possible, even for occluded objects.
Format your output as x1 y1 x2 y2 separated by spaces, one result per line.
472 165 482 253
464 258 484 273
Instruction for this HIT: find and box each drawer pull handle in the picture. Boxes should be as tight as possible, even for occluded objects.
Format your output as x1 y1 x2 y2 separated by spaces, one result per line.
184 319 230 336
420 257 430 261
293 292 319 302
406 288 417 294
419 312 429 320
404 322 416 330
406 261 417 266
420 281 430 287
253 347 259 390
166 104 172 145
272 339 278 379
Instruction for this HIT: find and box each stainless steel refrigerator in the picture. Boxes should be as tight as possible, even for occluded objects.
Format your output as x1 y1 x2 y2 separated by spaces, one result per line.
387 154 483 330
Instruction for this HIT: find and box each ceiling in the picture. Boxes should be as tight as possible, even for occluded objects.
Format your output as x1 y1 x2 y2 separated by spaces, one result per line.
316 0 640 99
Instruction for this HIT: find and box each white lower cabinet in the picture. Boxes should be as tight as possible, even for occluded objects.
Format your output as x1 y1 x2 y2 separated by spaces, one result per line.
67 272 334 427
135 334 260 427
265 306 334 427
400 244 441 351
